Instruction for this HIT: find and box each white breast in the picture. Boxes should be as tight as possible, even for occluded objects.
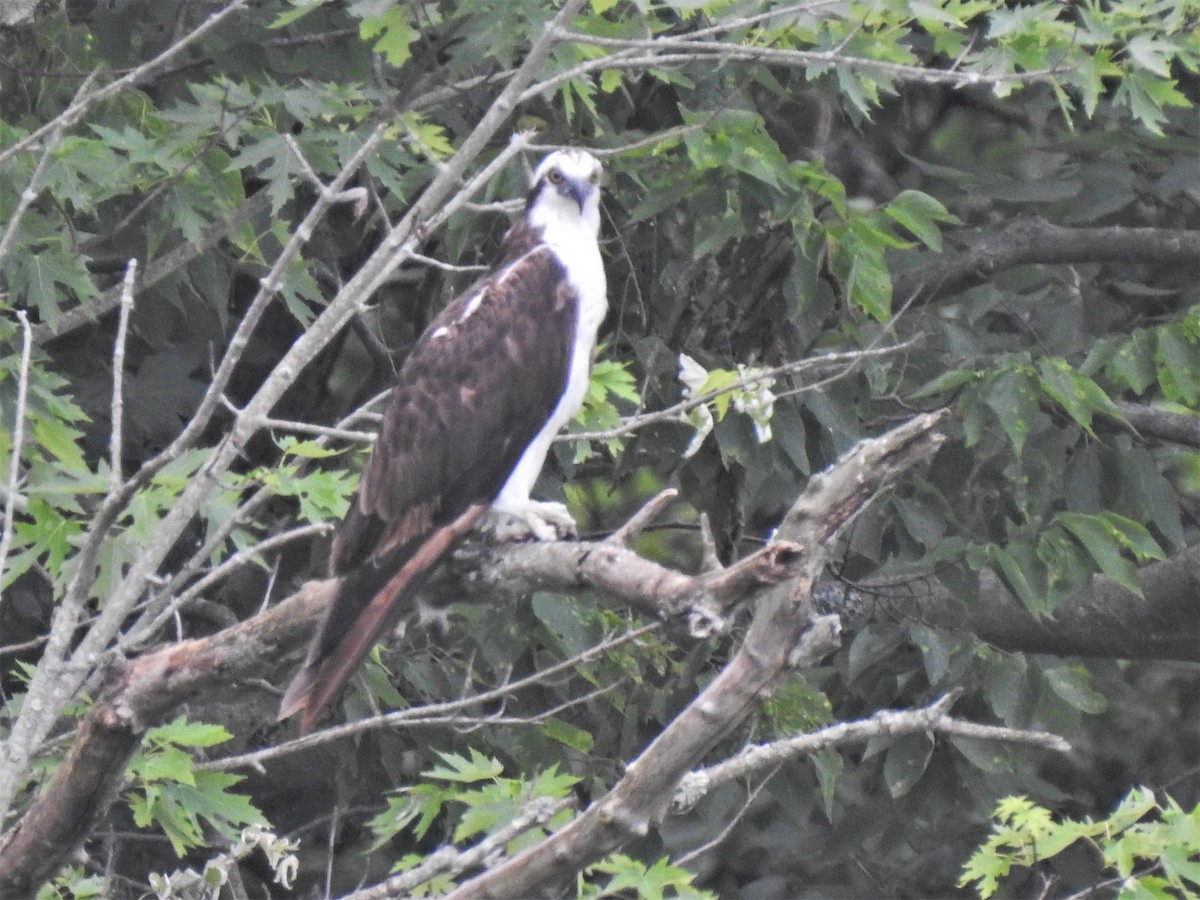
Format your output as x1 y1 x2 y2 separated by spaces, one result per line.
494 214 607 510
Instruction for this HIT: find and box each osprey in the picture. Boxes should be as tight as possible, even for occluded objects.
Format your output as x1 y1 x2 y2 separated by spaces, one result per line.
279 149 607 733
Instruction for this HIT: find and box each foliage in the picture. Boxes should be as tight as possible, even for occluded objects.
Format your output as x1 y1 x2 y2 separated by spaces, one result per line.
3 0 1200 895
124 718 265 858
962 789 1200 899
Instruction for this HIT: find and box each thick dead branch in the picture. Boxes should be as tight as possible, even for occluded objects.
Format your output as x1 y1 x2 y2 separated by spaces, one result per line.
0 487 802 897
444 412 948 899
0 580 333 900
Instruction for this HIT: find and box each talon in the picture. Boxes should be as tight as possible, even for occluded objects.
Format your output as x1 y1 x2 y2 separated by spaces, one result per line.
486 500 578 542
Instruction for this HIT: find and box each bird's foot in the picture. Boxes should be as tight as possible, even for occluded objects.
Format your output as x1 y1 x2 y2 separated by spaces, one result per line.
486 500 578 542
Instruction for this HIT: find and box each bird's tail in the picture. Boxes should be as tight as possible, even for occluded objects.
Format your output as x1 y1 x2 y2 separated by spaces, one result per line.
278 504 487 733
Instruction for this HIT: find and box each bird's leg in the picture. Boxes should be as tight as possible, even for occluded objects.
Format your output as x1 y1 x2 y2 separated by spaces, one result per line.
486 498 578 542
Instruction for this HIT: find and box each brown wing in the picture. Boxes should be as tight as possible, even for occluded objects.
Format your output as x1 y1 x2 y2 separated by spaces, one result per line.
333 245 579 574
279 246 579 730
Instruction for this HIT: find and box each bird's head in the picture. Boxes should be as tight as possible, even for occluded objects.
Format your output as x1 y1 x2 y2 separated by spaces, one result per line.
527 149 603 235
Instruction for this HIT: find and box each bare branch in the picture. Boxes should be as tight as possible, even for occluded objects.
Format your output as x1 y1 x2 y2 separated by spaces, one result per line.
609 488 679 545
345 797 573 900
562 339 919 445
0 73 97 270
1112 401 1200 450
675 694 1071 812
0 1 250 170
109 260 137 492
31 190 271 346
445 412 948 899
206 624 658 772
0 311 33 609
544 31 1066 92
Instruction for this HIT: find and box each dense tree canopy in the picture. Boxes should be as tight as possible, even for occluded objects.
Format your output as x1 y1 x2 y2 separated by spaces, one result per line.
4 0 1200 897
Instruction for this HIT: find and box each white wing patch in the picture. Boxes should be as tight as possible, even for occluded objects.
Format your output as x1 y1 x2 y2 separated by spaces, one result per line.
457 291 484 323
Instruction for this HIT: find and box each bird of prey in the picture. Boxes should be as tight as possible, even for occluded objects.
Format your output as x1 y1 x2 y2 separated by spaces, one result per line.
279 149 607 733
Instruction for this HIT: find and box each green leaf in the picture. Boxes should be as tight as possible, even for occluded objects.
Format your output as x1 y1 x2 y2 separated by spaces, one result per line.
424 749 504 783
1036 357 1120 435
988 544 1050 616
146 716 233 748
909 367 978 400
539 717 595 753
883 733 934 798
1043 664 1107 714
884 189 958 250
984 368 1039 455
269 0 327 28
1057 512 1149 597
356 5 418 67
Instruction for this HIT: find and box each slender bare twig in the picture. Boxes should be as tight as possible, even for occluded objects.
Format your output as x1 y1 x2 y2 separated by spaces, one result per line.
109 260 137 491
32 191 271 346
673 766 779 867
549 31 1068 88
283 135 368 207
0 2 250 170
345 796 573 900
203 624 658 772
0 311 33 608
253 416 376 444
563 339 920 444
610 489 680 545
0 0 591 826
677 694 1071 808
119 522 333 652
406 250 490 274
0 74 97 270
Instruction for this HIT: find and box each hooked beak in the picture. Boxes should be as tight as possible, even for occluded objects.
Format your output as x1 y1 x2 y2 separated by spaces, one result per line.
558 177 592 213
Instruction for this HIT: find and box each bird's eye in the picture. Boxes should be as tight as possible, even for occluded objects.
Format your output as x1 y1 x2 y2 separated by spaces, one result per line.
588 171 600 184
547 170 563 184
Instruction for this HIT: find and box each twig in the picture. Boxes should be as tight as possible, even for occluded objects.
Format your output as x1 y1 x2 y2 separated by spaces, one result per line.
283 135 368 207
0 2 250 170
120 522 332 652
610 488 679 545
672 766 779 866
203 624 658 772
0 311 33 608
0 74 97 270
345 796 573 900
561 340 919 444
255 416 376 444
406 250 490 274
676 694 1071 810
109 260 137 491
548 31 1068 88
32 190 271 346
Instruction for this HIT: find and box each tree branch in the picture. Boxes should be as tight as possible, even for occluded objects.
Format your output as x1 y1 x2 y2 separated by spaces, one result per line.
31 190 271 347
674 694 1070 814
0 311 32 609
1112 401 1200 451
0 0 592 834
864 540 1200 663
0 1 250 170
443 412 948 899
892 216 1200 307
